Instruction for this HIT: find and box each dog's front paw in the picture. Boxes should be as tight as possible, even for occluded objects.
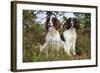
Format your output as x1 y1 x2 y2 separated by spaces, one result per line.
72 51 76 56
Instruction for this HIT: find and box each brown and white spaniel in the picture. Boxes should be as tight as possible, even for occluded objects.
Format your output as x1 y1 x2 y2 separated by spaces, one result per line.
40 16 66 54
61 18 80 56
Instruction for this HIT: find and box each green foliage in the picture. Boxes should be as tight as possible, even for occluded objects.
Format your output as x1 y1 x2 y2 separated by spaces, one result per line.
23 10 37 32
74 13 91 28
75 28 91 59
23 10 91 62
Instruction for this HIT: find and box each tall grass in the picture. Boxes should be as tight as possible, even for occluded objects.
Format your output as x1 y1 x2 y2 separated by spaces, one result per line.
23 24 91 62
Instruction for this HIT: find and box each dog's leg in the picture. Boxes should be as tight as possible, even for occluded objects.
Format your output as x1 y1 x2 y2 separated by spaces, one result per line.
64 42 71 56
71 38 76 55
72 45 76 55
40 42 47 52
40 42 49 56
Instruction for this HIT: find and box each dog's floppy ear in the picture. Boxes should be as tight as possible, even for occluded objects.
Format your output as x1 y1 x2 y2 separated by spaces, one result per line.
45 17 50 31
74 18 80 29
52 17 61 31
64 18 71 29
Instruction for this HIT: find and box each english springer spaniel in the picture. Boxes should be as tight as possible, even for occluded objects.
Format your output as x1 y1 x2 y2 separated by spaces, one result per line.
40 16 66 54
61 18 80 56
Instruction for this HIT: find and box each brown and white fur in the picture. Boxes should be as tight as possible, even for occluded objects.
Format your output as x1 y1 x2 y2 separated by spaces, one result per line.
40 16 66 54
62 18 80 56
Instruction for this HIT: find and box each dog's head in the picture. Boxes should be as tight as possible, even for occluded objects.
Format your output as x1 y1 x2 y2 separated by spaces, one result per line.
45 16 61 32
64 18 80 29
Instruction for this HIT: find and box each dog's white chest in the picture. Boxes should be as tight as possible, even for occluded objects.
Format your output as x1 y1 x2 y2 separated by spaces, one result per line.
63 29 77 41
46 31 61 42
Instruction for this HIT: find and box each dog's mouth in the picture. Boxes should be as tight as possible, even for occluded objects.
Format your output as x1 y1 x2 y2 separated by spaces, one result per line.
48 26 53 32
48 26 57 32
70 22 74 29
70 19 75 28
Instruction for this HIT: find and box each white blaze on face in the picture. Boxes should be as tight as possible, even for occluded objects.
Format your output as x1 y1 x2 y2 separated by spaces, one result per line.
70 18 74 28
48 16 54 32
49 16 53 26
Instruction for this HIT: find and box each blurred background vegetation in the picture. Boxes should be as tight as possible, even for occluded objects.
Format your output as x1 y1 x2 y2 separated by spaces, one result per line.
23 10 91 62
